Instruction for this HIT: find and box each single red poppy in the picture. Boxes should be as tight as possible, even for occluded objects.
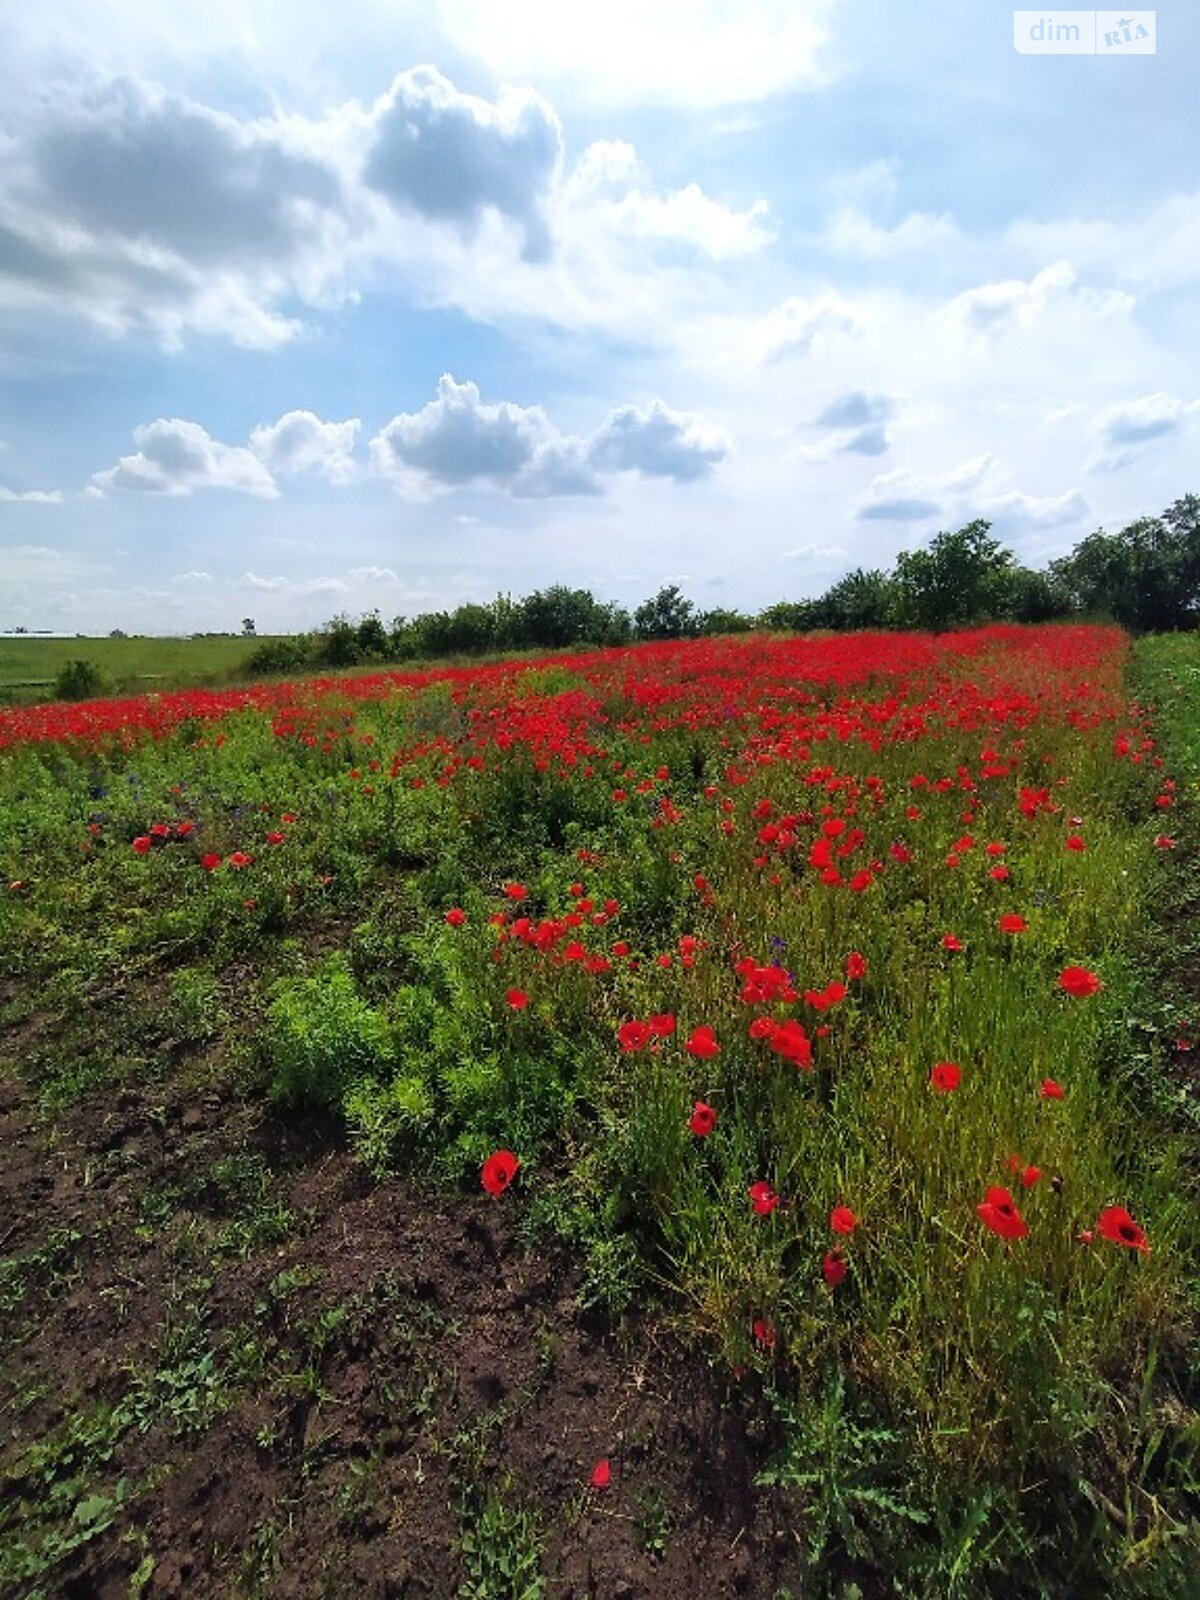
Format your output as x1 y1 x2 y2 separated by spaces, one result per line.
688 1101 717 1137
445 907 466 927
505 988 529 1010
132 835 152 854
845 951 867 980
1059 965 1102 997
590 1458 612 1488
999 914 1028 934
1020 1165 1042 1189
1065 834 1085 852
942 934 963 952
481 1149 519 1196
1097 1205 1149 1254
228 851 253 868
749 1181 780 1216
618 1020 651 1052
1039 1078 1065 1099
504 882 528 900
830 1204 858 1235
976 1185 1029 1240
201 853 222 872
686 1025 720 1059
822 1250 847 1287
930 1061 961 1093
752 1318 776 1349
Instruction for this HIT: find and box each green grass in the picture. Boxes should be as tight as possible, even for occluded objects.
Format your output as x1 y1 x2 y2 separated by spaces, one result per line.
0 634 285 704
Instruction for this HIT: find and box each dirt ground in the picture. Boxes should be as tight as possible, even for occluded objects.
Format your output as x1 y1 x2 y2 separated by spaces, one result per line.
0 1063 832 1600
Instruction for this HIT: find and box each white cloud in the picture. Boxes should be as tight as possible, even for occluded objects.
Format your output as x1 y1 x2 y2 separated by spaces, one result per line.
944 261 1132 342
854 454 994 521
430 0 836 109
370 376 730 498
977 488 1090 530
248 410 361 484
92 418 279 497
0 486 64 503
759 292 862 364
0 64 778 351
1089 392 1198 472
362 66 562 262
588 400 732 483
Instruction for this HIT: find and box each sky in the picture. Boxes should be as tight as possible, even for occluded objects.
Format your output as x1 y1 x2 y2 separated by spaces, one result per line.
1 0 1197 634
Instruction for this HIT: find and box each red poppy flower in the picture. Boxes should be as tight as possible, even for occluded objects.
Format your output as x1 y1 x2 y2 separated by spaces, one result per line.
752 1318 776 1349
1065 834 1086 852
930 1061 961 1093
845 951 867 980
266 831 286 845
618 1020 651 1052
481 1149 519 1196
132 835 152 854
942 934 963 952
150 822 170 838
749 1181 780 1216
1020 1165 1042 1189
1154 835 1176 850
445 907 467 927
504 882 528 900
1097 1205 1149 1254
590 1458 612 1488
822 1250 847 1287
976 1185 1029 1240
201 852 222 872
1039 1078 1065 1099
686 1025 720 1059
505 988 529 1010
688 1101 717 1137
228 851 253 868
999 914 1028 934
989 866 1011 882
849 870 873 893
830 1205 858 1235
1059 965 1102 997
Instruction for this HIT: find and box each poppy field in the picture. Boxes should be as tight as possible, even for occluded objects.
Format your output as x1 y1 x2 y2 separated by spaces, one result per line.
1 623 1197 1599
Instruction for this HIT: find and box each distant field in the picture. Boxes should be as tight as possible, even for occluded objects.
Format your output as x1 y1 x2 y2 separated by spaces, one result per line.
0 635 287 704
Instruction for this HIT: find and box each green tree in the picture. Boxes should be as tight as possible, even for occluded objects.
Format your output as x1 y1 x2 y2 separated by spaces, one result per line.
891 521 1014 631
634 585 699 640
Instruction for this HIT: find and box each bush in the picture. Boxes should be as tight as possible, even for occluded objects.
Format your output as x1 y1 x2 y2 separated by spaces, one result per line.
266 954 392 1109
54 659 104 701
245 637 313 676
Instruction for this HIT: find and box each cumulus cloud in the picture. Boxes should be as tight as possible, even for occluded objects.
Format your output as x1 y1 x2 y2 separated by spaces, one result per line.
91 418 280 497
977 488 1090 530
370 376 729 498
800 392 895 461
248 411 361 484
760 293 862 364
363 66 562 261
1088 391 1197 471
564 142 774 261
0 485 64 502
0 63 773 350
588 400 731 483
854 455 994 522
944 261 1133 345
0 76 348 348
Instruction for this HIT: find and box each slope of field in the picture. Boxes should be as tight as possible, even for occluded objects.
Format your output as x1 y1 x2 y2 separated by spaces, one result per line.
0 625 1195 1599
0 635 285 705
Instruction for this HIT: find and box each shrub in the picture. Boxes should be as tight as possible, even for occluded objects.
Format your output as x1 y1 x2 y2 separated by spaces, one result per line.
266 954 392 1109
54 659 104 701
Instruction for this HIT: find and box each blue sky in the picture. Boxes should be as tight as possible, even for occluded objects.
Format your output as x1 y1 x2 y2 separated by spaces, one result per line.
1 0 1197 633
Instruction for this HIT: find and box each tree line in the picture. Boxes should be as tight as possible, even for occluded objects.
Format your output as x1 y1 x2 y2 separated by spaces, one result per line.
245 491 1200 675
